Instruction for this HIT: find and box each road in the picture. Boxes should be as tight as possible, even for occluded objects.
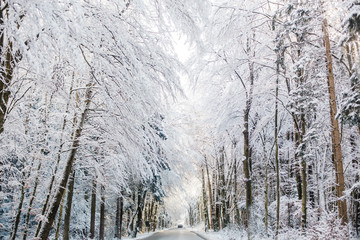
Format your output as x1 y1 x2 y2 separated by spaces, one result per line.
141 229 206 240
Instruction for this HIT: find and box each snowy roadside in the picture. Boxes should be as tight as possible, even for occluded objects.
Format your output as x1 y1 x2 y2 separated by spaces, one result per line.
189 228 264 240
122 232 153 240
189 225 357 240
187 224 270 240
121 228 169 240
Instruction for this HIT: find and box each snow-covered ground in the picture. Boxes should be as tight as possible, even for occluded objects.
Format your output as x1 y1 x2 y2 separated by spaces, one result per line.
122 232 154 240
121 228 169 240
189 224 355 240
188 224 295 240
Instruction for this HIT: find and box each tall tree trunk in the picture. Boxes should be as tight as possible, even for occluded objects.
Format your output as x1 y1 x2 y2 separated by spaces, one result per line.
294 130 302 200
300 116 307 230
202 168 210 231
275 68 280 238
213 159 220 231
0 10 14 135
148 200 154 232
55 191 66 240
63 170 76 240
38 82 93 240
323 18 348 225
115 195 123 238
243 73 253 237
90 179 97 239
23 159 42 240
265 156 269 234
353 175 360 235
133 189 147 237
219 147 228 228
99 185 105 240
232 140 240 226
128 193 136 235
243 37 255 239
120 196 124 237
10 162 26 240
205 156 214 229
212 169 219 231
152 203 158 232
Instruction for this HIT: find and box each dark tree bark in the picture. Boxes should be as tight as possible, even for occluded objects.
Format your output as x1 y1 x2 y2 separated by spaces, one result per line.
63 170 76 240
205 156 214 229
119 196 124 238
90 179 96 239
135 190 147 236
152 204 158 232
115 196 124 238
10 163 26 240
202 168 210 231
99 185 105 240
243 61 254 234
323 18 348 225
275 61 280 237
55 190 66 240
0 3 14 135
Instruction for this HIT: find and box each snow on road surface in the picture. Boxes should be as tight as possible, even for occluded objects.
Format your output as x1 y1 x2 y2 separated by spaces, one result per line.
140 229 206 240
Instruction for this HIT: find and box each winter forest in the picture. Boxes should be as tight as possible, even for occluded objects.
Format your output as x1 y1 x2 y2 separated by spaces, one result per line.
0 0 360 239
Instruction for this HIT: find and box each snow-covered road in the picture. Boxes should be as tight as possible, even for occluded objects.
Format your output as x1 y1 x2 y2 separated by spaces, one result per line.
141 229 206 240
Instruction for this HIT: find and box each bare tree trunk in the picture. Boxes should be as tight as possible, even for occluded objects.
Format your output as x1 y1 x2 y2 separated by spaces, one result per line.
152 203 158 232
301 157 307 229
90 179 96 239
243 72 253 238
55 191 66 240
0 12 14 135
202 168 210 231
127 193 136 235
212 169 219 231
115 196 122 238
232 140 240 226
243 38 255 239
133 189 147 237
213 158 220 231
117 196 124 238
188 205 193 227
265 157 269 234
99 185 105 240
63 170 76 240
38 82 93 240
23 160 42 240
275 70 280 238
300 115 307 230
148 200 154 232
323 18 348 225
205 156 214 229
10 162 26 240
219 147 228 228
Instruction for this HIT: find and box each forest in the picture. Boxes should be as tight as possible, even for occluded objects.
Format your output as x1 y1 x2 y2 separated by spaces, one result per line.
0 0 360 240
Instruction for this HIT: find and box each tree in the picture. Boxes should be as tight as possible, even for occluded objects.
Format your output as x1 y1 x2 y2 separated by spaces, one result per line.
323 17 348 225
